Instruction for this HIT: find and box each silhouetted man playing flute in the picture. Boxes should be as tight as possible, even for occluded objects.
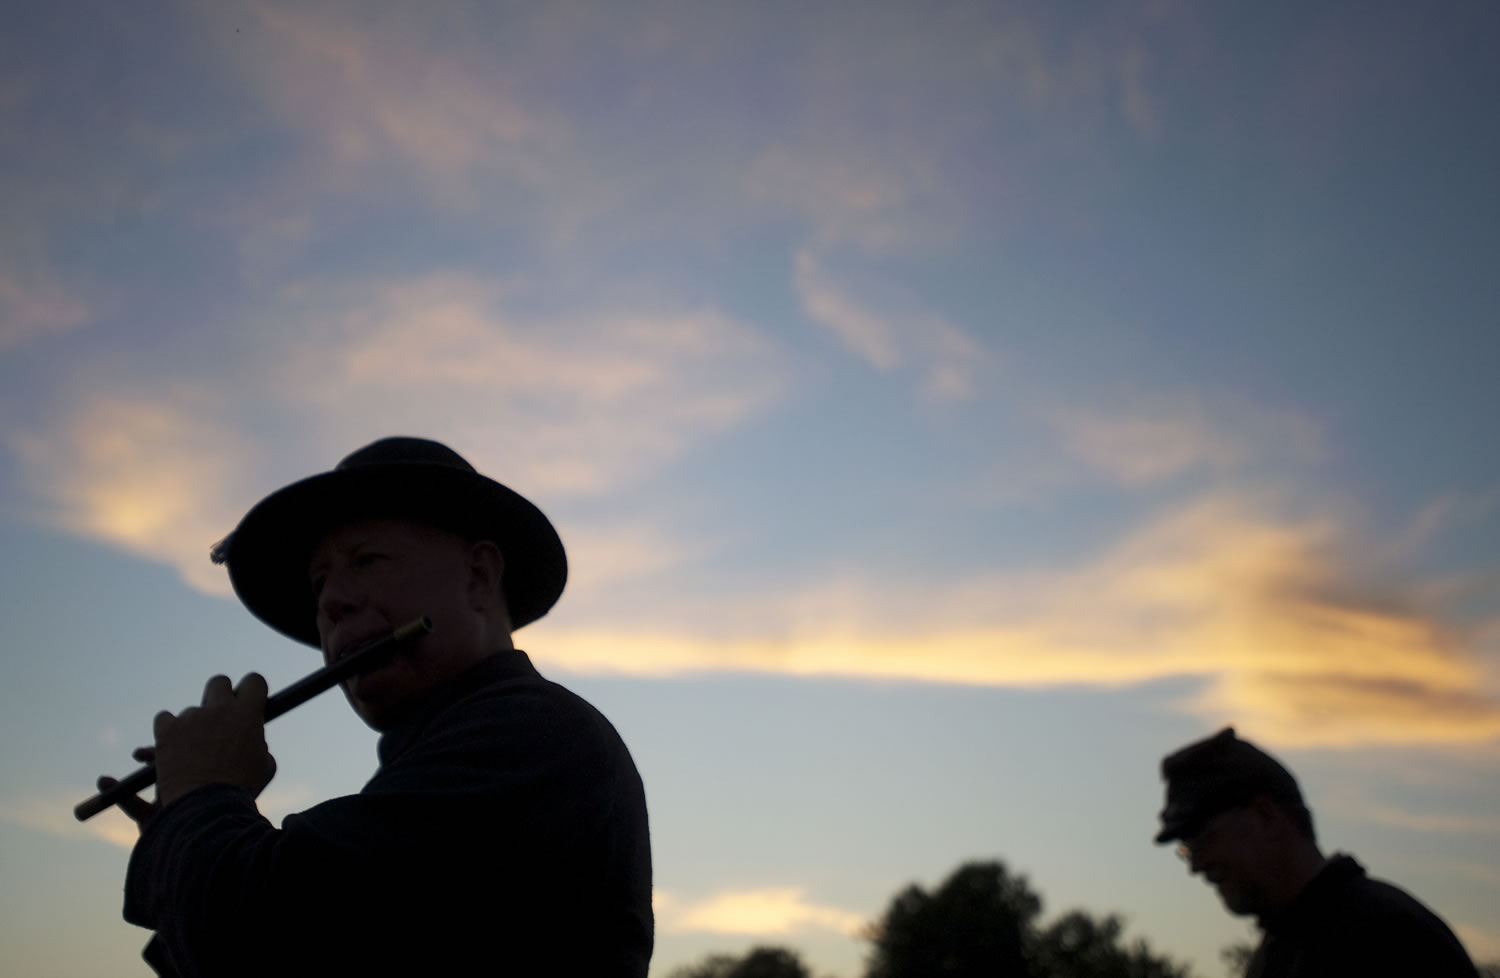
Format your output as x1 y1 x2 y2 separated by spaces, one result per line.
96 437 653 977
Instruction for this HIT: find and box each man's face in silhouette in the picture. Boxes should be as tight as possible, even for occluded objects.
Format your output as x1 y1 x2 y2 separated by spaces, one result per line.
1178 803 1279 917
308 518 503 730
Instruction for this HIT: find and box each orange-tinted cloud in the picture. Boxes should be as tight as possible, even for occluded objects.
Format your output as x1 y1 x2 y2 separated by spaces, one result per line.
6 275 780 594
0 793 139 850
1454 924 1500 963
11 393 256 595
530 496 1500 749
655 887 866 937
0 783 319 852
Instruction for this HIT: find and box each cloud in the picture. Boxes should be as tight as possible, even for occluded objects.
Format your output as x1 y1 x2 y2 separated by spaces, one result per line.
1437 861 1500 888
560 521 712 602
1055 409 1242 486
0 780 326 853
1118 42 1159 138
10 391 259 595
268 274 780 495
1050 396 1324 488
240 3 566 192
0 793 139 851
1343 804 1500 838
655 887 866 937
1381 489 1500 571
0 268 91 352
795 247 985 398
532 495 1500 749
256 784 319 825
795 250 901 370
5 274 781 594
195 1 1169 254
1454 924 1500 963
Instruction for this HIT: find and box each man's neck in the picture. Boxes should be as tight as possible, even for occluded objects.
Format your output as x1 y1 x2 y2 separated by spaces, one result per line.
1268 843 1328 913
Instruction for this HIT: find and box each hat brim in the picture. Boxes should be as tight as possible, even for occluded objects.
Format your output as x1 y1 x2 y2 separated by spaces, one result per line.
1154 820 1191 845
225 462 566 647
1154 797 1228 845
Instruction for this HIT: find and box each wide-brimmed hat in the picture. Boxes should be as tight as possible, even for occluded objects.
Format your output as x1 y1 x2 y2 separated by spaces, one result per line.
1153 727 1305 844
212 436 567 647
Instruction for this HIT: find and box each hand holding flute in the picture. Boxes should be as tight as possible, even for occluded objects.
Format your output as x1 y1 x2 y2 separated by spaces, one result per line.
95 673 276 830
78 616 431 823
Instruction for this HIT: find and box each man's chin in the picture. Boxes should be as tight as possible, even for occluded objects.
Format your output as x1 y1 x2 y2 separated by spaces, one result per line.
341 681 408 731
345 682 419 727
1216 884 1258 917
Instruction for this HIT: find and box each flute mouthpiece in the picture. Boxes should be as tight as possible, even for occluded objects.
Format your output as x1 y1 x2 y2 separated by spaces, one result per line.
393 617 433 642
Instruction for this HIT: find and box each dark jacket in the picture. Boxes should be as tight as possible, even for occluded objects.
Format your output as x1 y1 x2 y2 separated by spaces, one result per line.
1247 854 1477 978
125 650 653 977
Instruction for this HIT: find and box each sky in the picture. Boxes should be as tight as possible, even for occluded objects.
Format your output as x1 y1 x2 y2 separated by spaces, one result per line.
2 1 1499 975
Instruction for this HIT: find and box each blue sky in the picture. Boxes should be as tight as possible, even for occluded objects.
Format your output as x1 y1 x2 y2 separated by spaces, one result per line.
3 2 1499 975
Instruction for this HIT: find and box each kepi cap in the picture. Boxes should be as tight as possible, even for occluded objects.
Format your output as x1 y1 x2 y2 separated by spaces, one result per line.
1154 727 1304 844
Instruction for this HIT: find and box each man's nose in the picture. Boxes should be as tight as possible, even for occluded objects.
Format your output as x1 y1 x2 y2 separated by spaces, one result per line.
317 566 361 625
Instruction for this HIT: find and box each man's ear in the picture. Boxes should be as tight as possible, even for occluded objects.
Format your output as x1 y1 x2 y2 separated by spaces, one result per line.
1247 794 1287 834
465 539 506 612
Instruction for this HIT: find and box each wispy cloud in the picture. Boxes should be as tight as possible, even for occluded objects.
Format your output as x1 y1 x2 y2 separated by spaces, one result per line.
1050 396 1323 488
6 274 781 593
1454 924 1500 963
0 780 324 852
795 250 901 371
1342 804 1500 838
1055 409 1242 486
0 793 139 851
0 268 91 353
1118 42 1159 138
196 1 1170 254
1432 861 1500 888
655 887 866 937
255 784 318 824
240 3 566 194
10 392 259 595
561 521 712 602
795 247 985 399
268 275 781 494
1381 488 1500 572
533 495 1500 749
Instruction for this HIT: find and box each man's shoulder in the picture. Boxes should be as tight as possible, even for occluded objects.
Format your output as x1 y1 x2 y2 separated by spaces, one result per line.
1324 857 1448 923
414 651 635 765
367 654 643 801
453 652 617 728
1304 855 1477 973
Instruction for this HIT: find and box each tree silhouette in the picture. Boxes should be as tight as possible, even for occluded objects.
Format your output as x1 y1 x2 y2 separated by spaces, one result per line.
1220 943 1254 977
864 860 1194 978
865 861 1040 978
1033 911 1192 978
668 945 816 978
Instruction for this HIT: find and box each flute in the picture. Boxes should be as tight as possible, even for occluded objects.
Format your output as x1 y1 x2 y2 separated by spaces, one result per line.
74 616 432 822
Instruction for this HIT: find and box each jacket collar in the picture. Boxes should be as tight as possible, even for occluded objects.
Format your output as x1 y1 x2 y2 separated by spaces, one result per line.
1259 853 1365 934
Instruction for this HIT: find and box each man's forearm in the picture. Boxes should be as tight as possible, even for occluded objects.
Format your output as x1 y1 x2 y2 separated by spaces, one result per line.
125 784 279 977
